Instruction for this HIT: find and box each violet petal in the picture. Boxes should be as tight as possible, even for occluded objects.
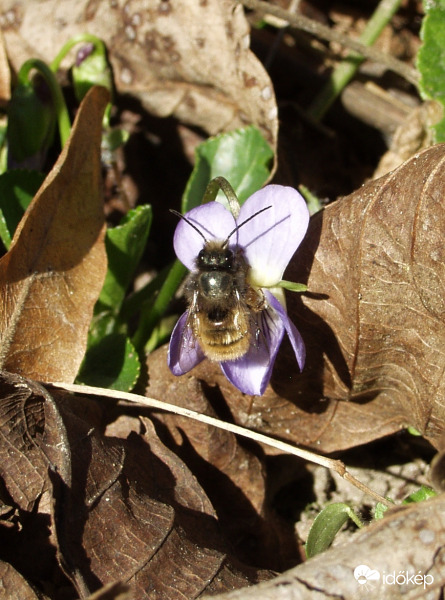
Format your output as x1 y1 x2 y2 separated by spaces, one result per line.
265 291 306 370
237 185 309 286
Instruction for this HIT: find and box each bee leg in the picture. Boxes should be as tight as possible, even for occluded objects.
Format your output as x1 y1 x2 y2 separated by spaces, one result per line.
246 286 267 313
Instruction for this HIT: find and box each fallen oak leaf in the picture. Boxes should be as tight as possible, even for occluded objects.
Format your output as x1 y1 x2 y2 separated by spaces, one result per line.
0 86 108 383
0 29 10 106
86 582 131 600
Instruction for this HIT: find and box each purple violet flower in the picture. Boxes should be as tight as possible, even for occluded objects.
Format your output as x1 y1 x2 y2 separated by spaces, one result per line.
168 184 310 396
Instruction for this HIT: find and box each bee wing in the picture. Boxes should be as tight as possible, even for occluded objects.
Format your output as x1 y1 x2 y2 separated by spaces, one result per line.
168 310 205 375
247 305 277 361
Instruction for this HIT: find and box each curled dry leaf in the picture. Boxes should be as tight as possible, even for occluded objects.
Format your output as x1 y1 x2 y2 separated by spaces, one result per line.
1 0 278 150
0 29 10 106
0 371 71 590
0 86 108 383
0 370 271 598
146 144 445 455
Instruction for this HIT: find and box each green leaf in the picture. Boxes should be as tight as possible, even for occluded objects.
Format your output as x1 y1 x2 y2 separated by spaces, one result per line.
406 425 422 436
103 127 130 154
417 1 445 141
0 170 45 249
0 122 8 174
182 126 273 212
76 333 140 391
7 81 56 163
277 280 308 293
98 205 152 311
402 485 437 504
87 310 124 346
305 503 362 558
120 265 170 321
298 184 323 215
144 314 178 353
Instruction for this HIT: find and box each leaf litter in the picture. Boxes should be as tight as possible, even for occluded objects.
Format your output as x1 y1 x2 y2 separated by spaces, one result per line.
0 1 443 599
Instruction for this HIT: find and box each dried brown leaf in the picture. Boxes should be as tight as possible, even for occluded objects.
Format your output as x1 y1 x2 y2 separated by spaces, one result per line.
282 142 445 450
0 371 71 588
0 560 42 600
146 144 445 455
86 582 131 600
0 29 10 106
0 86 108 383
2 0 278 150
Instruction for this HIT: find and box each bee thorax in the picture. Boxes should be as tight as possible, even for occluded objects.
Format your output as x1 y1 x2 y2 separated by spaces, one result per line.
199 271 233 300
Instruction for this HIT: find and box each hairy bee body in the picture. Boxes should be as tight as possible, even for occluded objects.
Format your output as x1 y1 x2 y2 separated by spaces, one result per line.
184 240 264 361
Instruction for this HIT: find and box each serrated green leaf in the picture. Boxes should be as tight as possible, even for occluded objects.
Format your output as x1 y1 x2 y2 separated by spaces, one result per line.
417 1 445 141
182 126 273 212
0 170 45 249
305 503 361 558
76 333 140 391
402 485 437 504
98 205 152 311
120 264 170 321
87 310 126 346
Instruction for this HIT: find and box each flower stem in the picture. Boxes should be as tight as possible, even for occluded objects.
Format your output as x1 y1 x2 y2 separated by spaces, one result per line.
307 0 403 121
241 0 418 85
18 58 71 148
50 33 107 72
131 259 186 352
202 176 241 217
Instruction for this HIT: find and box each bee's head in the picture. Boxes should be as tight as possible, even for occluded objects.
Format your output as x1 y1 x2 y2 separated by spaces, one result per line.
197 241 233 271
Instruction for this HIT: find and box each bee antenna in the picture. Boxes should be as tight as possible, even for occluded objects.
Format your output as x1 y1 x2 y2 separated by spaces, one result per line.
223 205 272 246
170 209 208 242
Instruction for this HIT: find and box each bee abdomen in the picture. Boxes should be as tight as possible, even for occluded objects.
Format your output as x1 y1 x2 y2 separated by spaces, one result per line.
202 333 250 361
199 316 251 361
